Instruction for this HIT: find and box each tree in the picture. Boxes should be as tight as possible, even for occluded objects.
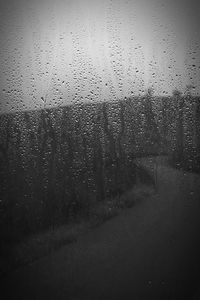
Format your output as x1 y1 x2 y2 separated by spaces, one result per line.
185 84 193 97
144 87 160 154
172 88 182 98
146 87 154 98
172 88 184 164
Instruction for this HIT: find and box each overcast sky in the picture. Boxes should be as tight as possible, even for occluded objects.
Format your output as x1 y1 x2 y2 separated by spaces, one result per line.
0 0 200 113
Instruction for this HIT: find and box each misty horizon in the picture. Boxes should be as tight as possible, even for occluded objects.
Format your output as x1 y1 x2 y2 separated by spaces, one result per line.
1 0 200 114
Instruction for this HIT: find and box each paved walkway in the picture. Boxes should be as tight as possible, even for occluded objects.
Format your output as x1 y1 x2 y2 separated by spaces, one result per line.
3 156 200 299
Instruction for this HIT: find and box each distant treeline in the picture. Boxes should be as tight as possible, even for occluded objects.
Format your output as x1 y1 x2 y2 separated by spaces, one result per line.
170 93 200 172
0 94 199 240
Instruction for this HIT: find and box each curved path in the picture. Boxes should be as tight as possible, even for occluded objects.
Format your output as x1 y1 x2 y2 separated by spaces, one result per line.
3 156 200 300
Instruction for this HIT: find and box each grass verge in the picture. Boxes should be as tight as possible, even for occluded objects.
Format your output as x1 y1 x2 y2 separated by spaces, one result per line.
0 183 154 278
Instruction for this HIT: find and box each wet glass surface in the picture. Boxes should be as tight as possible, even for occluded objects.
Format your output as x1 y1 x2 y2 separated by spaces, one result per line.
0 1 200 299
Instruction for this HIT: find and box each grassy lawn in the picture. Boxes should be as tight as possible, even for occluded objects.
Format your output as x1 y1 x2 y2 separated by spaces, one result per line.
0 182 155 277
